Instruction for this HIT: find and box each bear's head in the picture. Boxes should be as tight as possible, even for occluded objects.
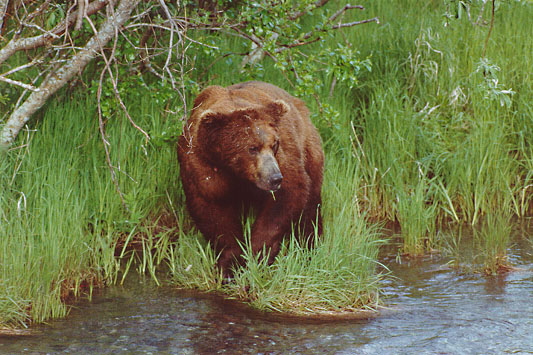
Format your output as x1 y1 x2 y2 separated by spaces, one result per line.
197 100 289 192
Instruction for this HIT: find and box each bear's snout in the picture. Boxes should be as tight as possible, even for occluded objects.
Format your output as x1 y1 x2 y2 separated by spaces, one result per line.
268 172 283 191
257 153 283 191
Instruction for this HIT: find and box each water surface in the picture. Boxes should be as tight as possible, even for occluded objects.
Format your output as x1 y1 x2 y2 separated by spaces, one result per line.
1 239 532 354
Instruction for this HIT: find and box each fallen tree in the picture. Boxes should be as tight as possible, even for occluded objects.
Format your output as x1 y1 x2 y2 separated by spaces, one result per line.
0 1 379 205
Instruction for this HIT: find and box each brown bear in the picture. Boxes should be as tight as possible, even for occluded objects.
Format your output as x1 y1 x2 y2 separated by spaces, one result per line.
177 81 324 275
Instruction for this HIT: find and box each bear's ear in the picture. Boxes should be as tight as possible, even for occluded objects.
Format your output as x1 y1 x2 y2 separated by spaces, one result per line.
199 110 227 133
265 100 290 124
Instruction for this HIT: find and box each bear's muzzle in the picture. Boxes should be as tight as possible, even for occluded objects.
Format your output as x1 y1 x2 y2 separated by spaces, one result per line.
257 153 283 192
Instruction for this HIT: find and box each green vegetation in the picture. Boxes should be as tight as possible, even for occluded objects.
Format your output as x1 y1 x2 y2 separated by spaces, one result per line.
2 0 533 328
350 0 533 268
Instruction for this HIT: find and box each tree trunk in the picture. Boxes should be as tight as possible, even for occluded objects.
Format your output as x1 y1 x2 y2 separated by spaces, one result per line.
0 0 141 150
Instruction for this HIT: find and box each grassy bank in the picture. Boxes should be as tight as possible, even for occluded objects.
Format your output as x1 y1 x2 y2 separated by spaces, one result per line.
2 0 533 327
0 95 182 327
348 0 533 264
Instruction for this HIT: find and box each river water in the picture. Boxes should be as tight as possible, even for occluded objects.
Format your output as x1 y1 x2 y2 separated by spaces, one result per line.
1 238 532 354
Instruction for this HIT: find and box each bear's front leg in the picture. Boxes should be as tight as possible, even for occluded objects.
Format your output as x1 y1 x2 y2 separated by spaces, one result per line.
250 188 309 264
187 197 244 275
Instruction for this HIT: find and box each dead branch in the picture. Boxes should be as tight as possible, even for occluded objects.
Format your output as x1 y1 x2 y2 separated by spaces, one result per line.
0 74 38 91
1 0 380 153
0 0 141 149
331 17 380 30
23 1 53 24
329 4 364 23
0 55 44 92
93 9 129 211
282 11 378 50
0 0 108 65
475 0 489 25
75 0 88 31
85 11 149 142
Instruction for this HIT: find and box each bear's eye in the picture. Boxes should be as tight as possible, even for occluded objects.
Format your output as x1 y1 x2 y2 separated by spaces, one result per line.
272 140 279 154
249 146 260 155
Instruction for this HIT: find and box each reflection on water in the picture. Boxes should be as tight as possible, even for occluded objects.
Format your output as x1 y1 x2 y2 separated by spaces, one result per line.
1 240 532 354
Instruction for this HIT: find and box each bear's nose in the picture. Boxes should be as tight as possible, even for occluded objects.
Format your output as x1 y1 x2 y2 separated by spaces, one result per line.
269 173 283 190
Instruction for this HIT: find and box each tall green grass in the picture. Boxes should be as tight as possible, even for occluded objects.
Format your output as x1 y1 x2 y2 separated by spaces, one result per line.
1 0 532 327
1 102 108 327
347 0 533 264
0 96 180 327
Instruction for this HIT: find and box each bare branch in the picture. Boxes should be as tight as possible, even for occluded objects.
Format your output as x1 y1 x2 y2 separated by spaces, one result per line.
329 4 364 23
1 0 380 153
475 0 489 25
274 37 320 52
244 3 378 61
158 0 178 75
331 17 380 29
75 0 88 31
1 0 141 149
1 56 43 76
0 75 39 91
0 0 108 65
24 0 53 24
124 22 221 50
85 12 150 142
95 17 129 211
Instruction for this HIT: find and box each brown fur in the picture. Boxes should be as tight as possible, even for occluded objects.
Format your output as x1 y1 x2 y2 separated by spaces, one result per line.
177 81 324 275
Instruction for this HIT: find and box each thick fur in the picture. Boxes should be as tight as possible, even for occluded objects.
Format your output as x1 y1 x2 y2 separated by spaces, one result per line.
177 81 324 274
